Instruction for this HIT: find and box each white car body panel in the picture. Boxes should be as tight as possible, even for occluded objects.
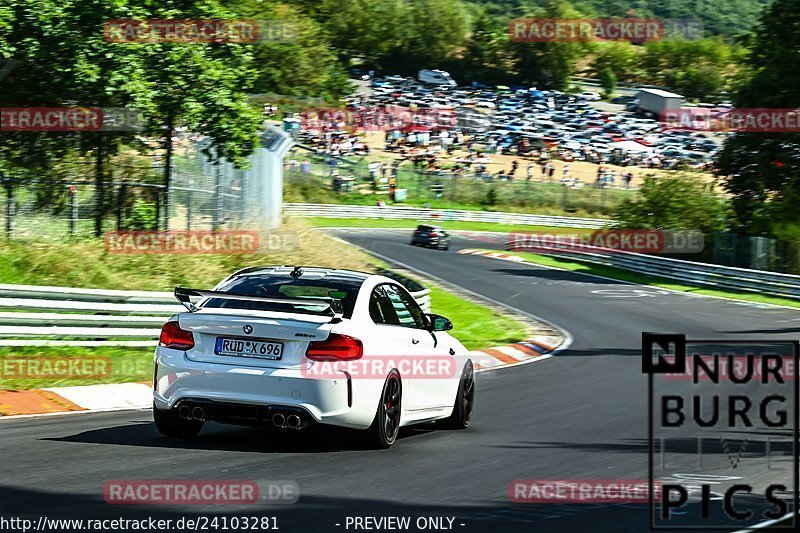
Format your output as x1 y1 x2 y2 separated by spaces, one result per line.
154 271 471 431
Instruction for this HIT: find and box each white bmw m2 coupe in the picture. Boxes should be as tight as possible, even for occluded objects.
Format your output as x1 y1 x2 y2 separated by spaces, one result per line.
153 266 475 448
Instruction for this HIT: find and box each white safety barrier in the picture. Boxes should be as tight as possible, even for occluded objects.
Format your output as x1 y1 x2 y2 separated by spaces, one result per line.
525 246 800 300
284 203 609 229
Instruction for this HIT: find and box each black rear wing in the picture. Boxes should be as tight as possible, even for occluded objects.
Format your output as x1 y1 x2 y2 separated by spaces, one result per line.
174 287 344 322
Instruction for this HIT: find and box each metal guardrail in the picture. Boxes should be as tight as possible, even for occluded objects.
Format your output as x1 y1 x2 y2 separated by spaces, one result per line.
0 279 431 345
285 203 610 229
516 246 800 300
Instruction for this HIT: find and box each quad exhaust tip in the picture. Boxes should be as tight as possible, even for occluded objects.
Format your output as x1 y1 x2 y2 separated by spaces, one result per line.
177 404 208 421
272 412 302 430
177 403 303 428
178 405 191 420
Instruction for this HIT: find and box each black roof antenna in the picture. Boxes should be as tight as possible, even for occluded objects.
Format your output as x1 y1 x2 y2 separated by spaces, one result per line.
290 266 304 280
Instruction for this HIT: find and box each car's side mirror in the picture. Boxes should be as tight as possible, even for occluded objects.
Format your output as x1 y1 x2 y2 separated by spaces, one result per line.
426 313 453 332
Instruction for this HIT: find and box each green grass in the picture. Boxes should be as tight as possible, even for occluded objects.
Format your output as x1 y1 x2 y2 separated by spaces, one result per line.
426 285 527 351
303 217 600 235
495 250 800 309
0 346 154 391
0 219 375 290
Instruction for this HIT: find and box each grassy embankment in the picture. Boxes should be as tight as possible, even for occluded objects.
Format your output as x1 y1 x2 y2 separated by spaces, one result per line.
0 220 527 391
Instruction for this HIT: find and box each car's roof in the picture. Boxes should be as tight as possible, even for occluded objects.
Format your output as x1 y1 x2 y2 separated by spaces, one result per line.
229 265 372 282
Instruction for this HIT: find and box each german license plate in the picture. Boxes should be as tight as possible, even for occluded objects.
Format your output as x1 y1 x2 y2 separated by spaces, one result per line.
214 337 283 359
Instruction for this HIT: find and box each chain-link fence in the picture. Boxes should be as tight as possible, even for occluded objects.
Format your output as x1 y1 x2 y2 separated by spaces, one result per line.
2 128 290 239
283 152 631 216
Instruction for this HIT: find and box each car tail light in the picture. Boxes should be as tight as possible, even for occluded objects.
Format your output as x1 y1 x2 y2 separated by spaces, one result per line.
430 232 441 237
306 334 363 361
159 320 194 350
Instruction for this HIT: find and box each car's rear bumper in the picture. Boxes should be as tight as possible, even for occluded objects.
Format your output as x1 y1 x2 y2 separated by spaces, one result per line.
154 348 381 430
412 236 446 247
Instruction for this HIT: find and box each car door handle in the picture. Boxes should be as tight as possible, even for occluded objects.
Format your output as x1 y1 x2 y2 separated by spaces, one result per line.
411 338 419 344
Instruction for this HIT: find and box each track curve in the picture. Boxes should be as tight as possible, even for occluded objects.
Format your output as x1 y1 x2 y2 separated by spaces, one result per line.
1 228 798 532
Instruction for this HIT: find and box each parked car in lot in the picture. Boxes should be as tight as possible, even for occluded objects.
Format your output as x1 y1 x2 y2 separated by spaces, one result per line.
418 69 457 87
611 95 636 104
576 91 602 101
410 225 451 250
350 73 726 167
153 266 475 448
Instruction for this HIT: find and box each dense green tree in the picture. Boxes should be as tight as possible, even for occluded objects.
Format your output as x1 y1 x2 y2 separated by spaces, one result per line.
717 0 800 236
322 0 414 66
614 174 729 234
589 42 641 83
0 0 264 233
507 0 585 89
226 1 350 100
640 37 736 95
454 9 514 85
406 0 470 68
0 0 147 233
598 66 617 97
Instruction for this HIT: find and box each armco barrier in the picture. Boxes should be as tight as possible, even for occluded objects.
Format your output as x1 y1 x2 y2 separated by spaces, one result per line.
284 203 609 229
518 246 800 300
0 277 430 346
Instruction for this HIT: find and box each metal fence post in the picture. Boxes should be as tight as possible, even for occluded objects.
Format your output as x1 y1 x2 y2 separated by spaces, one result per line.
213 163 222 230
186 185 193 231
600 185 606 211
116 184 125 231
69 184 78 235
154 193 161 231
3 176 12 239
166 177 173 231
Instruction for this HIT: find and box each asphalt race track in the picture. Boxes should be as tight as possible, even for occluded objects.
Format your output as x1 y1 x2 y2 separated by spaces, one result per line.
2 228 799 532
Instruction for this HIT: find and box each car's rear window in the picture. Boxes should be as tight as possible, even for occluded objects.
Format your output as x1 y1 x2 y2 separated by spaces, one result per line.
201 275 365 318
416 225 435 231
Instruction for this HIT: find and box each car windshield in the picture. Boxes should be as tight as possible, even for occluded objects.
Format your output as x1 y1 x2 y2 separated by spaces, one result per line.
201 275 365 318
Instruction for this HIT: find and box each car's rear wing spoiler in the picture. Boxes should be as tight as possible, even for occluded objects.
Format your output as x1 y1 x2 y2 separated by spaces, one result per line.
174 287 344 322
